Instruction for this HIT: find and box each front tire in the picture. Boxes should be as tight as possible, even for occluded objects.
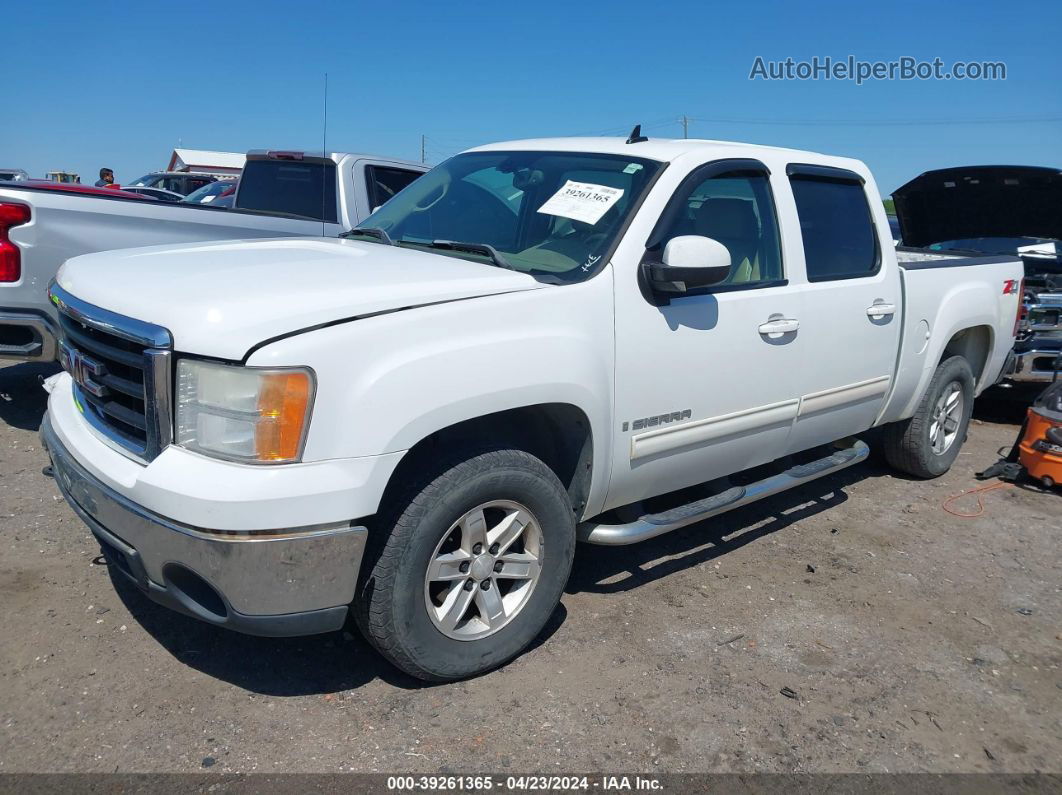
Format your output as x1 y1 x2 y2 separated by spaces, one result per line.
354 448 576 681
883 355 975 478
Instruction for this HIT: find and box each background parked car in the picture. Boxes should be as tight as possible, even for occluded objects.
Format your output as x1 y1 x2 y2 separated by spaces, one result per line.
893 165 1062 384
183 178 239 207
125 171 218 196
0 168 29 182
119 185 185 202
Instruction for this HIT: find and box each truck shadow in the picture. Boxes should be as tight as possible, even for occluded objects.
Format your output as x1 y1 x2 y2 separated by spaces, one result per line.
0 361 59 432
106 565 566 695
973 384 1040 425
108 458 885 693
567 461 881 595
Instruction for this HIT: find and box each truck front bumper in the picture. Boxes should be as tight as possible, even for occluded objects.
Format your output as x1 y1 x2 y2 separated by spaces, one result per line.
41 414 366 637
1009 345 1062 382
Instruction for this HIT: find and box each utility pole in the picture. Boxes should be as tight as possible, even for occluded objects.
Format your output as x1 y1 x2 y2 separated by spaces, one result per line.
681 115 689 139
421 135 426 164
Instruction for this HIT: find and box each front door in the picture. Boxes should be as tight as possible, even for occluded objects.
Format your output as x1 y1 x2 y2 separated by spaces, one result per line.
607 160 805 512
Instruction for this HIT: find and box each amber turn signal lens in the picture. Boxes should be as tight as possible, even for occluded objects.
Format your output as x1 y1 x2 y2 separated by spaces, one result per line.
255 371 313 461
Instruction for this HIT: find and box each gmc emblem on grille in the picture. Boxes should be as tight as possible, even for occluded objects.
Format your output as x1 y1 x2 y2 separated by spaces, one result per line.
58 341 109 398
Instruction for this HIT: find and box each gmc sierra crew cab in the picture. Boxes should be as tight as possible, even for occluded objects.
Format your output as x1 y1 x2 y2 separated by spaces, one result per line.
40 137 1023 680
0 150 426 361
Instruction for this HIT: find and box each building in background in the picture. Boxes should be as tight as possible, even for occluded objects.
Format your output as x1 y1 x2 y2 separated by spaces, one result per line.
166 149 245 176
46 171 79 183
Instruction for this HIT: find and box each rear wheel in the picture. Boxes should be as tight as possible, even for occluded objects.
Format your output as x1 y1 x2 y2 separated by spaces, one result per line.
354 448 575 681
883 355 975 478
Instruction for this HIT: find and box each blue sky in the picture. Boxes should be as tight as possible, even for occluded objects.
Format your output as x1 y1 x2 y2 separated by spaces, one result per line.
4 0 1059 197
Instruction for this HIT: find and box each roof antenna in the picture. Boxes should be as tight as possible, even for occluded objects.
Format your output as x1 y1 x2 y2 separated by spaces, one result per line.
321 71 328 238
626 124 648 145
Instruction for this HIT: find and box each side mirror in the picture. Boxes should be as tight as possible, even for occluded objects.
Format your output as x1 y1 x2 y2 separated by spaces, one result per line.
646 235 731 293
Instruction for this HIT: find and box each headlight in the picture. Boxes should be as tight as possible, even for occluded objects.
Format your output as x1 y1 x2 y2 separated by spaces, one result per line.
176 359 314 463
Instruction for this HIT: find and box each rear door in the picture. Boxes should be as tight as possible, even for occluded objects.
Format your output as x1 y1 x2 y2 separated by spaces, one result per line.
782 164 902 454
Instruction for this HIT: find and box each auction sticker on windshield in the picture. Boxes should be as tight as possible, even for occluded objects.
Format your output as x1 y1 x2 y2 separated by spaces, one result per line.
537 180 625 225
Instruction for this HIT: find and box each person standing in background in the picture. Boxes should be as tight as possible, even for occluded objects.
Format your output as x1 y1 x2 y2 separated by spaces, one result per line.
94 168 114 187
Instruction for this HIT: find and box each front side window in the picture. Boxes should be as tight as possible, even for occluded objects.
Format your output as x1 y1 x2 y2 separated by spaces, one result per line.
367 166 423 211
358 151 664 283
790 177 878 281
654 171 783 287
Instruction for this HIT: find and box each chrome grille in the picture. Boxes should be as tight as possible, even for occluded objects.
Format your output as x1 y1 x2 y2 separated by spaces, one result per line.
50 283 173 462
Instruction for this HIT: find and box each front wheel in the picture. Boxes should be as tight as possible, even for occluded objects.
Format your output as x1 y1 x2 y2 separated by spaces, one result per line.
354 448 576 681
883 355 975 478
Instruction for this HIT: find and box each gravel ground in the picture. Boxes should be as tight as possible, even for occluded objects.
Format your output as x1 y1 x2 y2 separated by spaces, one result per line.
1 360 1059 774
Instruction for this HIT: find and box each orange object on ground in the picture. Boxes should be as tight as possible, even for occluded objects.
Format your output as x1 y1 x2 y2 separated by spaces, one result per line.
1017 377 1062 489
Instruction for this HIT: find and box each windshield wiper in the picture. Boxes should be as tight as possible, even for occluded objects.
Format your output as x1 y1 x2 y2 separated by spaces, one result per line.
422 240 515 270
339 227 396 246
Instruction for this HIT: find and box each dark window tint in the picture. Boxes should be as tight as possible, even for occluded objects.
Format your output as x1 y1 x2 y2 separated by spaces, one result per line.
790 178 878 281
656 172 783 287
367 167 422 211
185 177 212 194
236 160 338 222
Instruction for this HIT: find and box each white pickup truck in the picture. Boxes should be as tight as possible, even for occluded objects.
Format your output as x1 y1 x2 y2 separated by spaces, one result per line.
0 151 426 361
41 136 1023 681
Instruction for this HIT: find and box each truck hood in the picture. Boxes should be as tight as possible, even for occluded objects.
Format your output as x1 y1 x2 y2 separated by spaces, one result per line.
56 237 545 359
893 165 1062 248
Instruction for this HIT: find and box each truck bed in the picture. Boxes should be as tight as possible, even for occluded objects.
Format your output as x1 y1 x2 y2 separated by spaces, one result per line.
877 246 1022 424
895 245 1019 269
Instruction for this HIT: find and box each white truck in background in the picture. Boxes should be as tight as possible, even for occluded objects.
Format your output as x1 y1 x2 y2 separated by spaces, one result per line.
0 151 427 361
41 136 1023 681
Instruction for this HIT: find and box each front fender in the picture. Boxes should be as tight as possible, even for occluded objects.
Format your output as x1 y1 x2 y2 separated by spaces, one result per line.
248 272 617 517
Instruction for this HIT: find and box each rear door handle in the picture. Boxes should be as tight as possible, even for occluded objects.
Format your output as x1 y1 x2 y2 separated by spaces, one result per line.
867 302 896 318
758 317 800 335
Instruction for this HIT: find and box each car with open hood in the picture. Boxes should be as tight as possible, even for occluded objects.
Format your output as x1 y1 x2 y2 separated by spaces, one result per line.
893 165 1062 382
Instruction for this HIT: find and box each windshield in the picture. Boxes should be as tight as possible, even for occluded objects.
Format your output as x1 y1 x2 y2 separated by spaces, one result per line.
126 174 158 187
357 150 663 282
184 179 237 204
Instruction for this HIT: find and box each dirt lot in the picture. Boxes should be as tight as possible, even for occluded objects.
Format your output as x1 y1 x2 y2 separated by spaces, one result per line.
0 359 1059 774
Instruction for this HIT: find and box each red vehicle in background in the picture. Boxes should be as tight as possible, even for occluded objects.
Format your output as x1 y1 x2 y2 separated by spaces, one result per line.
10 180 150 200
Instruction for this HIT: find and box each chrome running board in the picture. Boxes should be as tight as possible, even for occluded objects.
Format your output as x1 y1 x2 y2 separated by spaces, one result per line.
579 439 869 546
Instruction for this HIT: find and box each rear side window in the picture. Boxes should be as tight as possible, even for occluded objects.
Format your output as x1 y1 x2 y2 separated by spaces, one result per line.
789 176 878 281
367 166 423 211
237 160 338 222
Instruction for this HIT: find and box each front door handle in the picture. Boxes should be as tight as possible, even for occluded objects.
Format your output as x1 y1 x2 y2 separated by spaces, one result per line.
758 317 800 335
867 302 896 318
